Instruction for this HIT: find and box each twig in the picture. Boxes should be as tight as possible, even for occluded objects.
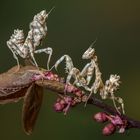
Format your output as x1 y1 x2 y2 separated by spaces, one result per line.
36 79 140 129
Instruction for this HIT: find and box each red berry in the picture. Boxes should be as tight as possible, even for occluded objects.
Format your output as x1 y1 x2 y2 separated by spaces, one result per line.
93 112 108 123
64 96 72 103
59 99 66 105
102 123 116 136
71 100 77 106
54 102 64 112
75 90 82 97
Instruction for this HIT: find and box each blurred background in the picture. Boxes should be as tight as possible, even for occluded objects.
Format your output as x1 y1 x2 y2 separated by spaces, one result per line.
0 0 140 139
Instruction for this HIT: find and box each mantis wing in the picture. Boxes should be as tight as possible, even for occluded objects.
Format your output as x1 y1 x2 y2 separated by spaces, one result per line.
22 83 43 135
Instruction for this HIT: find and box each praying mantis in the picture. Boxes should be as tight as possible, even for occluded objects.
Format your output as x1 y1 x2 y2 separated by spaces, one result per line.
7 8 54 71
0 7 126 136
54 43 125 114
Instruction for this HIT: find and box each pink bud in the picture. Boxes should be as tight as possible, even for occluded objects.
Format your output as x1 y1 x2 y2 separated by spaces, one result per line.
75 90 82 97
64 96 72 103
54 102 64 112
93 112 108 123
71 100 77 106
102 123 116 136
110 115 123 126
65 84 74 93
59 99 66 105
45 71 54 80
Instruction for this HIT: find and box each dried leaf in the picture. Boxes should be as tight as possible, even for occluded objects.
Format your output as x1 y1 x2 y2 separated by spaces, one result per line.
22 83 43 135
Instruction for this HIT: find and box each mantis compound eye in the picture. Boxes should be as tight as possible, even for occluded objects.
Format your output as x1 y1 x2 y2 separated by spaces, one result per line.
36 10 47 23
40 10 47 17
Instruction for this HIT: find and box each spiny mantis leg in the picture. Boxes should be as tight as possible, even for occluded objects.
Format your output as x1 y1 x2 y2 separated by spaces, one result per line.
24 57 36 66
30 51 39 68
34 47 53 70
7 45 20 71
80 63 95 86
54 55 74 72
113 95 125 114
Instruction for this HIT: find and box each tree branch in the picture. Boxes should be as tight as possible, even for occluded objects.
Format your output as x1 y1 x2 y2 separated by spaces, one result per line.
36 80 140 129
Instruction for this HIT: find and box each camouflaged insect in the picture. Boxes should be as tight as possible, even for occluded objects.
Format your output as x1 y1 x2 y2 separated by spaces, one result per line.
54 42 125 114
7 8 54 71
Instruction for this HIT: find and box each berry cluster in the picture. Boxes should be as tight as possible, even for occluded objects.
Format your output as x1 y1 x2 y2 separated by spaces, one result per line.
43 71 63 82
54 83 86 115
31 70 64 82
93 112 128 136
54 96 76 115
